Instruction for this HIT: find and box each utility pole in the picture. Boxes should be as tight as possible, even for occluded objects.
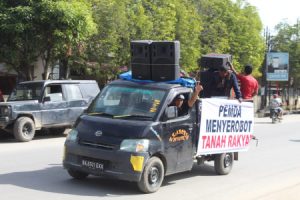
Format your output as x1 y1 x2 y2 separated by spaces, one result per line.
261 27 272 110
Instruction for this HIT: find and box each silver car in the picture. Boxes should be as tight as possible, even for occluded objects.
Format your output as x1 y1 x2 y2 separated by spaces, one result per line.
0 80 100 142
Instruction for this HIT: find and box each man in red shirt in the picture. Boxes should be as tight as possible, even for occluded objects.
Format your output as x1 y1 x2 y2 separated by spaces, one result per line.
228 63 258 101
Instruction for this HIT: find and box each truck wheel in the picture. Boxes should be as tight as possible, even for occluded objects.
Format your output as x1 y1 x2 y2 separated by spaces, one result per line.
13 117 35 142
67 169 88 180
214 153 234 175
137 157 164 193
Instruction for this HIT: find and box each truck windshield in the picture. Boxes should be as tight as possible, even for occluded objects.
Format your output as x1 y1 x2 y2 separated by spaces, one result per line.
87 85 166 120
8 83 43 101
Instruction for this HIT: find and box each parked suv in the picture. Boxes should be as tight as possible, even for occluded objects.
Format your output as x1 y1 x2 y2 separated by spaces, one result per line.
0 80 100 142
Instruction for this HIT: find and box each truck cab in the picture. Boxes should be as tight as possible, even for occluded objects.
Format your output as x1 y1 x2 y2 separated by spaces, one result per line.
63 79 201 191
63 79 253 193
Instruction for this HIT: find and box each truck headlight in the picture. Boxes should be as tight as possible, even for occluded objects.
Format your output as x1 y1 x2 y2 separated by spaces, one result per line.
120 139 149 153
66 129 78 142
1 106 11 117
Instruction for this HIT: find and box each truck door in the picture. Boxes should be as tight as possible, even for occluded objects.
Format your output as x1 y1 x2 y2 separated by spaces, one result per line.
162 94 196 174
41 84 68 126
63 84 87 123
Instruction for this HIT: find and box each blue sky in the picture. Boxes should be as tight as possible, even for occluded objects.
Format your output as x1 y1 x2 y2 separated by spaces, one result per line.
247 0 299 32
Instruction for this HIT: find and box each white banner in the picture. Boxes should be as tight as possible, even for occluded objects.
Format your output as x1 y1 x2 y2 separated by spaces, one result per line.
196 98 254 155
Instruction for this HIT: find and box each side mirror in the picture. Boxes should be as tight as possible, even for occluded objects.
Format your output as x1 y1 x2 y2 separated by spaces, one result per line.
43 96 51 102
165 106 178 120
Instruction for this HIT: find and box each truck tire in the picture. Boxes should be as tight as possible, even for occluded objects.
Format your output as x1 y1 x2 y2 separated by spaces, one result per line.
67 169 89 180
13 117 35 142
214 153 234 175
137 157 164 193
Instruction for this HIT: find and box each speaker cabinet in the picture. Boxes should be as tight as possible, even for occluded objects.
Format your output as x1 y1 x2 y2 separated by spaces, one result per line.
151 41 180 81
200 54 232 70
151 41 180 64
152 64 180 81
131 40 152 80
131 63 151 80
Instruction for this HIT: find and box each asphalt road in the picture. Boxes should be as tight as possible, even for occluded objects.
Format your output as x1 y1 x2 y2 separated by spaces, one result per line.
0 115 300 200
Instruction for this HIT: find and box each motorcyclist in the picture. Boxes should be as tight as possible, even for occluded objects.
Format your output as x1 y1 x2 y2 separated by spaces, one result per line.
269 94 283 120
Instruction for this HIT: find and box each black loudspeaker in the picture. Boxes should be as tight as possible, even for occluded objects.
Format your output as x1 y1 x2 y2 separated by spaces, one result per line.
152 64 180 81
151 41 180 81
200 54 232 70
131 40 152 80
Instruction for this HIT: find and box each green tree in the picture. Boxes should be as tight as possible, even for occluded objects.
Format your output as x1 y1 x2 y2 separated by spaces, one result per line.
195 0 231 54
130 0 201 71
0 0 96 81
1 0 266 83
195 0 265 77
228 0 265 77
140 0 177 40
38 0 97 80
86 0 202 83
272 21 300 87
174 0 201 72
85 0 130 87
0 0 41 80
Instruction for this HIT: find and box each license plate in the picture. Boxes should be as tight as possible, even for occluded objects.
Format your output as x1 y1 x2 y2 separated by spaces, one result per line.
81 159 104 171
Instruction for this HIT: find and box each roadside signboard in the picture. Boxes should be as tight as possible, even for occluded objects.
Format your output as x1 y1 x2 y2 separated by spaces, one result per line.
266 52 289 81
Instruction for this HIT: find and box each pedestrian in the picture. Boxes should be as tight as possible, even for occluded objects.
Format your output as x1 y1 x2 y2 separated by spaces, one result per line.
229 62 258 101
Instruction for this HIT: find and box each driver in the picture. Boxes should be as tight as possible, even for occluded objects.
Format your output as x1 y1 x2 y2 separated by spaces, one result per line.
172 82 203 116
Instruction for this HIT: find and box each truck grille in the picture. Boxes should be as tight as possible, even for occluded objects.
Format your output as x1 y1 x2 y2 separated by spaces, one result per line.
78 139 117 150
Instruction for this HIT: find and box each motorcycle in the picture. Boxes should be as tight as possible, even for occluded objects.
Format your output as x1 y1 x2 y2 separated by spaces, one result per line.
270 108 281 123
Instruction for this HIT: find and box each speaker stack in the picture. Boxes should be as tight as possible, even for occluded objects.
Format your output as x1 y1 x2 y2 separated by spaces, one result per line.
131 40 152 80
130 40 180 81
200 53 232 70
151 41 180 81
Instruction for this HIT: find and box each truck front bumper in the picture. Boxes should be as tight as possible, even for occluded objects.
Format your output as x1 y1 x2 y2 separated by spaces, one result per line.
63 141 150 182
